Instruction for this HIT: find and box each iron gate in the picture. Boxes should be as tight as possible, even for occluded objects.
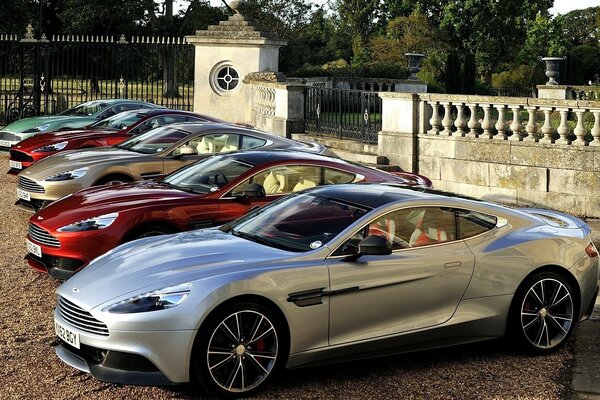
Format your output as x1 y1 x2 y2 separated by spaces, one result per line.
0 25 194 125
304 86 382 144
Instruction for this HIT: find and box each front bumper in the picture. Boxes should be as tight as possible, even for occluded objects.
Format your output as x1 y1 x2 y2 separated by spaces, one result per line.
54 309 196 384
26 234 118 278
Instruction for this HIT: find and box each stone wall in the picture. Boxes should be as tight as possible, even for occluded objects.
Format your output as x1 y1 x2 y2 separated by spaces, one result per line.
378 92 600 218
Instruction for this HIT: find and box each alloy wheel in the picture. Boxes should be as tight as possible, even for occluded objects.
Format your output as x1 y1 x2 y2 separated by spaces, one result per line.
520 277 574 349
206 309 279 393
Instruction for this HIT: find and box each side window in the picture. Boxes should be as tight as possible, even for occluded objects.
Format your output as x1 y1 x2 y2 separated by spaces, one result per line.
336 207 458 255
457 209 497 239
241 135 267 149
130 117 161 135
230 165 321 196
182 134 240 155
324 168 357 185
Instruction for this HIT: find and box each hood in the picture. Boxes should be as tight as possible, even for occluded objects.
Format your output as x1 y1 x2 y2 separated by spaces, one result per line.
1 115 97 134
36 181 202 229
59 229 294 307
14 129 114 151
19 146 147 179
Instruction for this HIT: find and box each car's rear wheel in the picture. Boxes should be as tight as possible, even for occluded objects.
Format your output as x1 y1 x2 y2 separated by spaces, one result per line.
192 302 285 398
134 226 173 239
95 174 132 186
512 272 575 353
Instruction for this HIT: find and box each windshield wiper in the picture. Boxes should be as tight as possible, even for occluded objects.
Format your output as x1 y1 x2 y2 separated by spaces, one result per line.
161 181 204 194
232 231 276 247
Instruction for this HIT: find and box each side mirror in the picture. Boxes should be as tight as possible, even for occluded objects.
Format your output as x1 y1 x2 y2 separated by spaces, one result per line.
358 235 392 256
242 183 266 198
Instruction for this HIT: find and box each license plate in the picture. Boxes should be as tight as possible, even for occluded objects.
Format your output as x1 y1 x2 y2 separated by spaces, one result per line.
9 160 22 170
0 140 10 148
26 238 42 258
17 188 30 201
55 319 80 349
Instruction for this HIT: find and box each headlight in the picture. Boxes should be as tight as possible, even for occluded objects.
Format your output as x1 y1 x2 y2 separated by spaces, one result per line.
57 212 118 232
103 283 191 313
33 141 68 153
44 167 88 181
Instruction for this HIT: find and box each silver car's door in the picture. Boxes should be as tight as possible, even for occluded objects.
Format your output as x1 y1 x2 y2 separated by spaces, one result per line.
327 206 476 346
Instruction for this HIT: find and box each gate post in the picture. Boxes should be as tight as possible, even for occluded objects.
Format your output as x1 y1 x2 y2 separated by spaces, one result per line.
185 0 286 124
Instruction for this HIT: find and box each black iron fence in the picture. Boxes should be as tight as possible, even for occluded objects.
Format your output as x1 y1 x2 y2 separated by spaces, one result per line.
304 87 382 144
0 25 194 125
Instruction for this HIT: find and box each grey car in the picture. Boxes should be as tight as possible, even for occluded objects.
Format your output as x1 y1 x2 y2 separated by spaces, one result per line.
15 122 325 211
53 184 599 397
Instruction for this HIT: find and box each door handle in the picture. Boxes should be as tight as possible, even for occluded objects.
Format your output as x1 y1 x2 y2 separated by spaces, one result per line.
443 261 462 268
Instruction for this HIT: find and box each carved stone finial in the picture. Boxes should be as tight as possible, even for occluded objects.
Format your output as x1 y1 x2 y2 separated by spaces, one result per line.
24 24 35 40
229 0 244 13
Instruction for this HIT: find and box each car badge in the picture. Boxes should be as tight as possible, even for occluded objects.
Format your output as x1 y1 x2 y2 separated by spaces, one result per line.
37 216 43 220
310 241 323 249
16 145 21 148
72 288 79 293
25 171 31 174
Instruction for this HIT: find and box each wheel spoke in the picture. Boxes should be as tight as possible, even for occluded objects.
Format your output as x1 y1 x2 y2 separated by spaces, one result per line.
249 315 265 343
530 283 544 306
547 315 569 335
523 314 540 330
549 293 570 309
535 319 548 347
246 353 271 375
209 352 235 372
219 320 239 343
249 326 274 345
226 359 243 391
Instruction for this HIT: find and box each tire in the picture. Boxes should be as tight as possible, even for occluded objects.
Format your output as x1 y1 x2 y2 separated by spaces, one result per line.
131 225 173 240
95 174 132 186
191 301 286 398
510 272 576 353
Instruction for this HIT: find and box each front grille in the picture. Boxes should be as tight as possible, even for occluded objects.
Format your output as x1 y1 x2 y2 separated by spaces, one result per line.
29 223 60 247
18 176 45 193
56 296 109 337
0 131 20 141
9 150 34 162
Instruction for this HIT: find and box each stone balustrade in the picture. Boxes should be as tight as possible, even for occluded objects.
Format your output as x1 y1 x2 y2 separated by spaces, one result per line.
251 85 276 117
421 94 600 146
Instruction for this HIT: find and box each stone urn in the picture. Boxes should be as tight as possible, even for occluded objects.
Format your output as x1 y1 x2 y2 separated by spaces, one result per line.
405 53 425 81
538 56 566 86
229 0 244 13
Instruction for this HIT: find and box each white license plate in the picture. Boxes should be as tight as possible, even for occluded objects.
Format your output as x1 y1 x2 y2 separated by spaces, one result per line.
26 238 42 258
0 140 10 148
17 188 31 201
9 160 22 169
55 319 80 349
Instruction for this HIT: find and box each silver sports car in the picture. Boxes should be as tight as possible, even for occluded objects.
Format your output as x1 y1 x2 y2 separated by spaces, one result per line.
54 184 599 397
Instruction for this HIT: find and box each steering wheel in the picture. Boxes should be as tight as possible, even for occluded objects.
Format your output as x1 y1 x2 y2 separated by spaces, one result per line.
214 172 229 186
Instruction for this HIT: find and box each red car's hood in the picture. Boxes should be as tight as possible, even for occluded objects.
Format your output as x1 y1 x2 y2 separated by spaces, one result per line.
13 129 116 152
32 181 206 230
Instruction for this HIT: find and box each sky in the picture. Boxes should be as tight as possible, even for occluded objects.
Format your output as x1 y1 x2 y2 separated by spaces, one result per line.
175 0 600 15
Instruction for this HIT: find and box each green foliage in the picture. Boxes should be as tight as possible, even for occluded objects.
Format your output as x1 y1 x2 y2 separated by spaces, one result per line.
291 62 408 79
564 45 600 85
518 13 570 64
492 64 544 88
561 6 600 46
0 0 44 35
334 0 381 66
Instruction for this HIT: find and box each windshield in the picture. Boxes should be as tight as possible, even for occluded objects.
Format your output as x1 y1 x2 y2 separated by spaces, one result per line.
117 126 188 154
221 193 369 252
163 155 253 194
58 100 109 116
89 111 144 131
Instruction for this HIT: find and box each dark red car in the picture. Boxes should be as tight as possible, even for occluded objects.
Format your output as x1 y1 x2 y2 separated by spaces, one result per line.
26 150 431 279
8 109 221 174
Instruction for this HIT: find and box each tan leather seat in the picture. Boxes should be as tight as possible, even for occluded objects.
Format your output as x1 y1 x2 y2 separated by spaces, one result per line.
219 135 239 153
292 178 318 192
196 137 214 153
263 171 287 194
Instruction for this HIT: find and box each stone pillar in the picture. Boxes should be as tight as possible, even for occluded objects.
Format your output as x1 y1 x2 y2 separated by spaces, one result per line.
378 93 420 172
185 3 287 124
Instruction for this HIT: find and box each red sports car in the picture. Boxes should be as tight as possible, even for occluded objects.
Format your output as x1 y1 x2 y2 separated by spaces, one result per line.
26 150 432 279
8 109 221 174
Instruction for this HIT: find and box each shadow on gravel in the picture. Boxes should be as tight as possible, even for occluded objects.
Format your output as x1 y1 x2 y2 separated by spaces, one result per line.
155 336 574 399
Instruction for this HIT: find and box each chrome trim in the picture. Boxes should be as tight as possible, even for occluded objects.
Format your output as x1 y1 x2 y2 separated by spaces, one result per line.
18 176 45 193
29 223 60 247
56 297 109 337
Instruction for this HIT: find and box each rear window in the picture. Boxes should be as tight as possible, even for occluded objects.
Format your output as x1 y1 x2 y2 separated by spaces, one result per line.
457 209 497 239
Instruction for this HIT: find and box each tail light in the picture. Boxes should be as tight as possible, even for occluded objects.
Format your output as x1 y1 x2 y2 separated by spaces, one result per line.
585 243 598 258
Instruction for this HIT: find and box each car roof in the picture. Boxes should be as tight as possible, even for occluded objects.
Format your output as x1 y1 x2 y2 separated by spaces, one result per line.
113 109 205 117
231 149 349 165
304 183 489 210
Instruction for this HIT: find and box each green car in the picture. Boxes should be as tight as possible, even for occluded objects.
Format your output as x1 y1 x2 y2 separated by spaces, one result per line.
0 99 162 150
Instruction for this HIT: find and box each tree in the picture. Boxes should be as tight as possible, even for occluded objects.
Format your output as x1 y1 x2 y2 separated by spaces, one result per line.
560 7 600 47
334 0 380 66
0 0 38 34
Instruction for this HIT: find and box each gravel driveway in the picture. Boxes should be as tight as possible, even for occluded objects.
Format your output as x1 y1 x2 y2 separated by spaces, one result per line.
0 153 573 399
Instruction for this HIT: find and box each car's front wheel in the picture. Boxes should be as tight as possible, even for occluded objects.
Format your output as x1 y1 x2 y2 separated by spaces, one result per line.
192 302 286 398
512 272 575 353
